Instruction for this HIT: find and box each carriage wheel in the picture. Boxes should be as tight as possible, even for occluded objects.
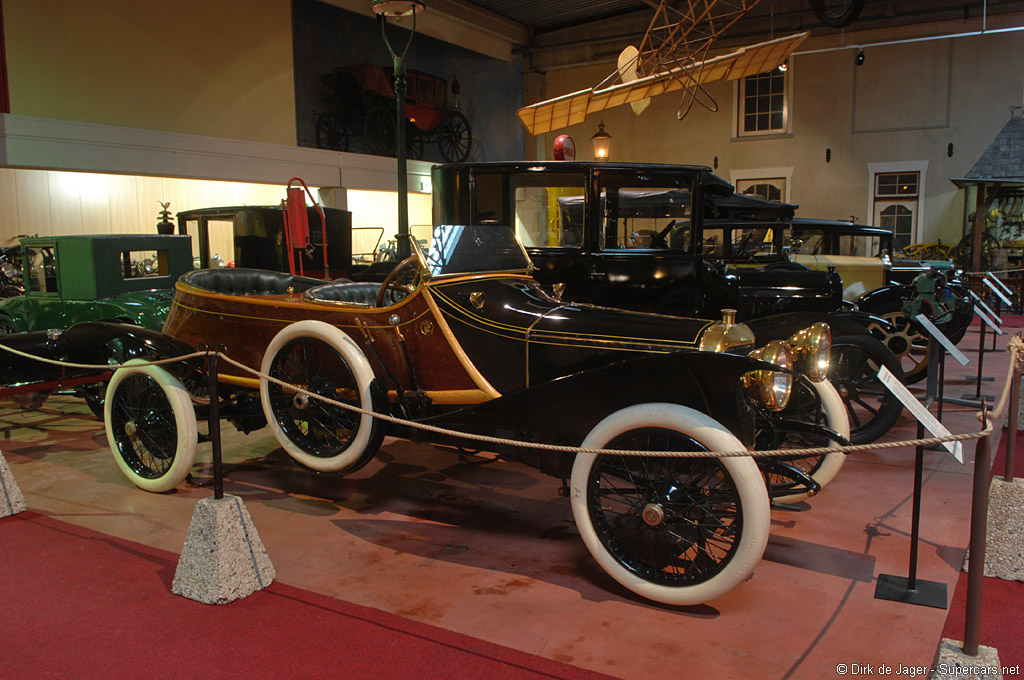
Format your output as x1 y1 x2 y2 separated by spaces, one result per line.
364 104 397 157
315 113 350 152
407 125 425 160
437 110 472 162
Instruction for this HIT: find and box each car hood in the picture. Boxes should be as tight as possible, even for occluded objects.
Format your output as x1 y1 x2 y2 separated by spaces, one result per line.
427 276 719 392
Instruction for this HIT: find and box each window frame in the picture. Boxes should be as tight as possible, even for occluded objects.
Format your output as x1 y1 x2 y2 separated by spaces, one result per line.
734 67 792 139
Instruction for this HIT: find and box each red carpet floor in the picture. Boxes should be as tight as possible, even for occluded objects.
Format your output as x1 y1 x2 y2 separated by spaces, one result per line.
0 510 620 680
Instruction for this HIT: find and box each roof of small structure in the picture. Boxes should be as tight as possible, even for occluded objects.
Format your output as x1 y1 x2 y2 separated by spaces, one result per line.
952 112 1024 187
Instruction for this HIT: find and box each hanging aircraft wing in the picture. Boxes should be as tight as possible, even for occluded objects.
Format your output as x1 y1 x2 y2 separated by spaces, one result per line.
516 32 809 136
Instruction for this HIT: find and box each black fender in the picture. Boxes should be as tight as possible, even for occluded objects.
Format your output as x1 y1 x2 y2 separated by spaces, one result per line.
854 283 910 313
743 311 883 345
61 321 197 360
418 349 766 471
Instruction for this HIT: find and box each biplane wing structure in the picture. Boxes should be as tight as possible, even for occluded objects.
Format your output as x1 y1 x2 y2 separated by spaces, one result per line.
516 32 809 137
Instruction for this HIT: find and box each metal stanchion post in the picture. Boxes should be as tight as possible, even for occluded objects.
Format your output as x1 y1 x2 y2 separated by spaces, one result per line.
207 350 223 500
964 403 991 657
975 316 988 399
1007 359 1020 482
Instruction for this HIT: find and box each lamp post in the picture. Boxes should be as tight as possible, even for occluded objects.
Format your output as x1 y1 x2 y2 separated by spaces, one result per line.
371 0 425 260
592 121 612 161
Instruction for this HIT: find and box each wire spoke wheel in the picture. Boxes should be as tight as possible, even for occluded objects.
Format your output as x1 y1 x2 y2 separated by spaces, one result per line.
437 110 472 162
571 404 769 605
589 441 742 586
868 310 930 384
809 0 865 28
266 338 361 458
315 113 350 152
830 335 905 444
104 360 197 492
260 321 383 473
110 374 178 477
760 379 848 503
364 104 397 157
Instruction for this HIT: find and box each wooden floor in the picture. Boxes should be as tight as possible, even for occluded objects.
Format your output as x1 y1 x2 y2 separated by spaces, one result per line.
0 323 1015 680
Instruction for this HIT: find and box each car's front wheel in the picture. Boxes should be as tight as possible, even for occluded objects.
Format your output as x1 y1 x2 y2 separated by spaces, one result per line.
104 359 197 492
766 378 850 504
571 403 769 606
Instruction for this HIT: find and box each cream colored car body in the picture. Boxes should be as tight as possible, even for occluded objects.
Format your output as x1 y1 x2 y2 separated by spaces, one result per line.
789 231 888 302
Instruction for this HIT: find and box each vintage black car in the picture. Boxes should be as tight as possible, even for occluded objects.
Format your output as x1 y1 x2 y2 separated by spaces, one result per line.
98 224 848 607
431 161 906 444
0 321 185 416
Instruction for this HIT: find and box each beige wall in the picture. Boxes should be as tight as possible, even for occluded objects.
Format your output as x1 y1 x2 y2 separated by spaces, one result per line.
4 0 296 146
0 167 293 256
530 17 1024 246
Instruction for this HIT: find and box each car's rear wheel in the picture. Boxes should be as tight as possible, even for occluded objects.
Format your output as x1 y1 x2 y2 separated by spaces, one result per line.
868 308 930 384
830 334 905 444
104 359 197 492
571 403 769 606
260 320 383 473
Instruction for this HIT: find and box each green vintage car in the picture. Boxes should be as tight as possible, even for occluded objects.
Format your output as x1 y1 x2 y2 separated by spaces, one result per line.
0 234 193 333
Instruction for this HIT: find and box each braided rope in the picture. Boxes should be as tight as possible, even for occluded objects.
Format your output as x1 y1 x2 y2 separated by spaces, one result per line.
3 332 1020 459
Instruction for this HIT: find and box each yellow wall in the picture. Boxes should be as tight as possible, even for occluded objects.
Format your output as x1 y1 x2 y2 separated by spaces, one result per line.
3 0 296 146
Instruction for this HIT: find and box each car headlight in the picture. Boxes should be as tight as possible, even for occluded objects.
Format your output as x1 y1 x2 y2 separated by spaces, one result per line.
744 339 793 411
786 322 830 382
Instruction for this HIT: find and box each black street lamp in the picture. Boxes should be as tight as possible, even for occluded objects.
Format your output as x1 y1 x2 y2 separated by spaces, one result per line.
371 0 425 260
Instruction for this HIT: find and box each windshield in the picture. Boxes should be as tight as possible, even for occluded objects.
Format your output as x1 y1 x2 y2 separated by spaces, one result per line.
412 224 532 277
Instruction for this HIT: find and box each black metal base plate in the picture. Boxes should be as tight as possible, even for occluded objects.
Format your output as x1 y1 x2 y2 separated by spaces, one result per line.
874 573 947 609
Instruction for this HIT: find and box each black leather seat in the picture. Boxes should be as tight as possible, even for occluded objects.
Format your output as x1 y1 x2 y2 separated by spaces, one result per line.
303 281 384 306
180 268 324 296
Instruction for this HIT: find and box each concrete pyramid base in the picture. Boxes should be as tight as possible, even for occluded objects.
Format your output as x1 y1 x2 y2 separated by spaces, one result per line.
930 639 1003 679
172 494 275 605
982 478 1024 581
0 451 27 518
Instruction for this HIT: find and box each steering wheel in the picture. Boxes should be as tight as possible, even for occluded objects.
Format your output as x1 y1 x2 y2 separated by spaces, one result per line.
732 232 754 262
647 220 677 249
376 255 422 307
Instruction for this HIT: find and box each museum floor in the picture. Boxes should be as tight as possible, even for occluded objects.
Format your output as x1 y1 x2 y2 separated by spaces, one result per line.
2 321 1023 679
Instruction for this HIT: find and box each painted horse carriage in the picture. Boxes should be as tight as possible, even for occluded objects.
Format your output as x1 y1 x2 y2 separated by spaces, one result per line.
101 223 849 605
314 63 472 162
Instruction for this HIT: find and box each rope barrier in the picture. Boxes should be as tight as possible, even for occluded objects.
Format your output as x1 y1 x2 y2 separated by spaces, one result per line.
1 332 1020 459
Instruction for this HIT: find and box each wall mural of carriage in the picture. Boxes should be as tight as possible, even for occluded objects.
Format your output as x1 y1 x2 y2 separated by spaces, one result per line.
314 63 473 162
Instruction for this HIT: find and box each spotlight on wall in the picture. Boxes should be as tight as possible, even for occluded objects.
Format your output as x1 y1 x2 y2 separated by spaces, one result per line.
826 148 832 163
777 60 788 73
592 121 612 161
713 156 719 170
855 49 865 66
948 142 954 158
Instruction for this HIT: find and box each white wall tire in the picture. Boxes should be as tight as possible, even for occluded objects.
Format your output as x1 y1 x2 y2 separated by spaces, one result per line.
260 320 382 473
571 403 770 606
773 378 849 504
104 359 198 493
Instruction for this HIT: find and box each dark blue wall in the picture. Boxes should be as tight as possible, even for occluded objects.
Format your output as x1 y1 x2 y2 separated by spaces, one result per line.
292 0 524 162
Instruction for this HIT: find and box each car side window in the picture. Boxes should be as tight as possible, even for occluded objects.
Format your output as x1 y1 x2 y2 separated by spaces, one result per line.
496 173 585 248
597 183 693 251
26 246 58 294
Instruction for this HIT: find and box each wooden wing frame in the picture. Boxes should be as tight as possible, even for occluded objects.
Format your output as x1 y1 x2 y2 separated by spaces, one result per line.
516 32 808 137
